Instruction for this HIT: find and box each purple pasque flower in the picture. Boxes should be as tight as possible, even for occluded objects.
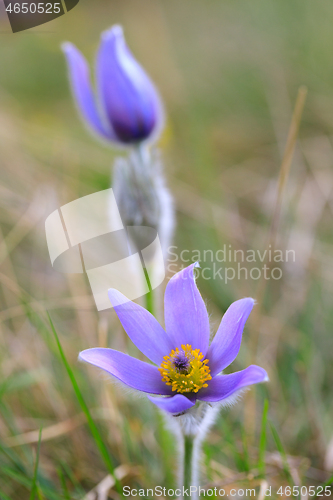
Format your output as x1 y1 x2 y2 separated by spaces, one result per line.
62 25 164 146
79 263 268 415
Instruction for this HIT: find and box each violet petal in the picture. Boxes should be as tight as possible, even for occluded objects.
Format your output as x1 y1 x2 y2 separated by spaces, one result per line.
164 263 210 355
62 43 114 141
198 365 268 403
207 298 255 376
108 289 175 365
96 26 163 144
147 394 195 414
79 348 172 395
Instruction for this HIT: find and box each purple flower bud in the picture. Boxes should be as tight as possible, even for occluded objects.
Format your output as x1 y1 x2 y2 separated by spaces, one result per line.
62 25 164 146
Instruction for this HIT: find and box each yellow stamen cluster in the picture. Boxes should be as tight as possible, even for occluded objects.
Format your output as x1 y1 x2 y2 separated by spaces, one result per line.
159 344 212 394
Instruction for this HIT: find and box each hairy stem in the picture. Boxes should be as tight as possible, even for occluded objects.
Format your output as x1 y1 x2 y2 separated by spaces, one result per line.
184 435 194 490
183 434 198 499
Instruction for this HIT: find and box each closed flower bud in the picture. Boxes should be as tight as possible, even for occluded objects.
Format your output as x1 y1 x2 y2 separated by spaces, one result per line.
62 25 164 147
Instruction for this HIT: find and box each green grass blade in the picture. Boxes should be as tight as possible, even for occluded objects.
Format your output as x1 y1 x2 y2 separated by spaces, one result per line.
0 401 32 463
219 418 246 470
1 465 31 489
258 399 269 477
241 427 250 472
36 488 44 500
322 474 333 487
1 466 63 500
57 468 71 500
29 427 42 500
58 460 85 497
270 421 294 485
47 312 123 498
0 491 13 500
0 439 27 474
0 369 45 400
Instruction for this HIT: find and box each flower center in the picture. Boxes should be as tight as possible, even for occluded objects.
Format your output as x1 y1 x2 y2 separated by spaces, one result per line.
159 344 212 394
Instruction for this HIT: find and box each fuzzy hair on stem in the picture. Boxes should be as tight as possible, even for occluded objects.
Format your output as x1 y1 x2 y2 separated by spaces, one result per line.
111 145 175 260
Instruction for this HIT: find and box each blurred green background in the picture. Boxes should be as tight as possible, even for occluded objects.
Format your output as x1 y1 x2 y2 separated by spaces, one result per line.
1 0 333 498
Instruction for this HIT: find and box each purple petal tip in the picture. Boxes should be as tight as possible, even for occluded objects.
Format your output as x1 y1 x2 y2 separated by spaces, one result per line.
108 288 129 307
61 42 73 54
147 394 195 414
101 25 123 41
78 350 89 364
243 297 256 307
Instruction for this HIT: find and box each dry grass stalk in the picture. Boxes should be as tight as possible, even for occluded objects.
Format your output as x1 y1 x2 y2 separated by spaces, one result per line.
249 85 308 362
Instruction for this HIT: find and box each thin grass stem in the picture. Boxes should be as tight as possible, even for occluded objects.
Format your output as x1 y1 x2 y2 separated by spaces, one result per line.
258 399 269 477
47 313 124 499
29 428 42 500
249 86 308 362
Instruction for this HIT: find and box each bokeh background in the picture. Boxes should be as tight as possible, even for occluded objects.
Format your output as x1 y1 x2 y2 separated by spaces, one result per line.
1 0 333 498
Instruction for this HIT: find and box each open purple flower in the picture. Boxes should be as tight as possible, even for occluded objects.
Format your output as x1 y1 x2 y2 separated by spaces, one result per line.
62 25 164 146
79 263 268 415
